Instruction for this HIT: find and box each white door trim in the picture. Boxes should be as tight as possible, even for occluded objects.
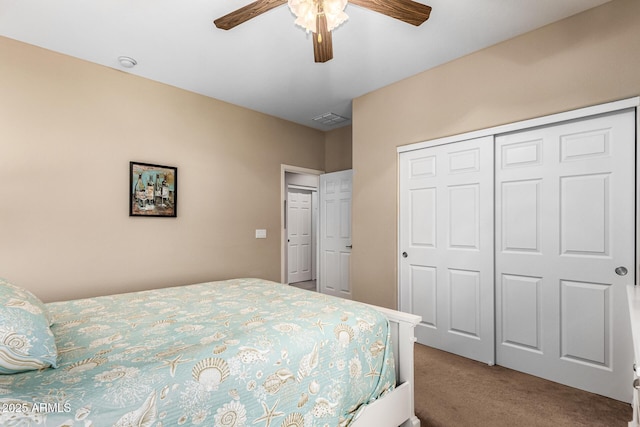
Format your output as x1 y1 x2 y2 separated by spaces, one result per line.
280 165 323 284
636 104 640 292
397 97 639 154
287 184 316 191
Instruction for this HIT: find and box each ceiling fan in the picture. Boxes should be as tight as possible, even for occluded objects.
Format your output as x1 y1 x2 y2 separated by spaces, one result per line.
213 0 432 63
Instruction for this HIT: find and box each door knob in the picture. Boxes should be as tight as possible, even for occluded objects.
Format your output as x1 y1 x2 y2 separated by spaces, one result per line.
346 245 352 249
615 266 628 276
402 252 408 258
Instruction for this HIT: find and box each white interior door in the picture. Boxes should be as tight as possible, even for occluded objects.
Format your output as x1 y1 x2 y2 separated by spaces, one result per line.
495 110 635 402
319 170 352 299
399 137 495 364
287 188 312 284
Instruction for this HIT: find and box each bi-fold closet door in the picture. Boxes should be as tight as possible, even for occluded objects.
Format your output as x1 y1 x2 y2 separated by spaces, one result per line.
399 109 635 402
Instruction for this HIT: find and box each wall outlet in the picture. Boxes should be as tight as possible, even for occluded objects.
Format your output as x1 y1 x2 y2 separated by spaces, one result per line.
255 229 267 239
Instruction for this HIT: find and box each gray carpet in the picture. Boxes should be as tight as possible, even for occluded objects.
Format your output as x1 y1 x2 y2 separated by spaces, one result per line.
413 344 632 426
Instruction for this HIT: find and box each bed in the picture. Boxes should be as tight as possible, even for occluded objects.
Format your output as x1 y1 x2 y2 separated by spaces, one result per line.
0 277 420 426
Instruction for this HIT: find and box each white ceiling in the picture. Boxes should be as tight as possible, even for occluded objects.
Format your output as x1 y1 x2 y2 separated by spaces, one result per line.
0 0 610 130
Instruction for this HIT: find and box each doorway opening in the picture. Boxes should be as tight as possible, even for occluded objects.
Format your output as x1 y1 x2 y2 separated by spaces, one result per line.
280 165 323 288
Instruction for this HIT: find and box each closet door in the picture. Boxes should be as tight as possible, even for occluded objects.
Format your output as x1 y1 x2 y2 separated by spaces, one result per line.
495 110 635 402
399 136 495 365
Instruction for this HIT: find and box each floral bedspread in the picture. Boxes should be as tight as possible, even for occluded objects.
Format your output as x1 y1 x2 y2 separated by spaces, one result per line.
1 278 395 426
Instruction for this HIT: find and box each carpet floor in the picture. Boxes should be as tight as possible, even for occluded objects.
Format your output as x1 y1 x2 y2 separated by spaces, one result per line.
413 344 632 426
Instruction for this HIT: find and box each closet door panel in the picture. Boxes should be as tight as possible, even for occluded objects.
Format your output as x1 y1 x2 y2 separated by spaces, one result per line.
400 136 495 365
501 273 542 351
448 268 481 338
501 179 541 253
448 184 479 250
560 174 609 256
495 110 635 402
410 266 437 327
560 279 609 366
410 188 437 247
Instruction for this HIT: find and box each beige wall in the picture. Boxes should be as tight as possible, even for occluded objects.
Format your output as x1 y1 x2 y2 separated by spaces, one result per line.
324 125 353 173
3 0 634 307
351 0 640 308
0 37 325 302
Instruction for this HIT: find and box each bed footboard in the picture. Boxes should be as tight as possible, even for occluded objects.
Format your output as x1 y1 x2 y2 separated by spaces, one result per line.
352 305 421 427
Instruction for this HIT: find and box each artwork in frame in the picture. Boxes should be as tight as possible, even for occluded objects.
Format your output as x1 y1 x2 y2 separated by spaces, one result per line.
129 162 177 217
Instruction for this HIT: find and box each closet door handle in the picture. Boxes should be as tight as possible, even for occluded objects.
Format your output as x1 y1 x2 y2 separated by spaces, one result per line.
616 266 628 276
402 252 408 258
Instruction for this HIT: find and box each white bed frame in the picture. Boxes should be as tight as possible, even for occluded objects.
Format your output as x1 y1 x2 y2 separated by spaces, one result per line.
352 305 422 427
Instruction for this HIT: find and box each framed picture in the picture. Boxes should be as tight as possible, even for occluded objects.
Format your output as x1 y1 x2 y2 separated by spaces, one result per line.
129 162 177 217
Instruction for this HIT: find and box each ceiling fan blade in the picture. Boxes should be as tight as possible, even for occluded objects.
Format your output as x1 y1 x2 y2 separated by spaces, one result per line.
214 0 287 30
348 0 431 26
313 13 333 63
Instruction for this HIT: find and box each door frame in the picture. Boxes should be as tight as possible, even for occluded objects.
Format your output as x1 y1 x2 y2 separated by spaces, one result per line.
280 164 323 285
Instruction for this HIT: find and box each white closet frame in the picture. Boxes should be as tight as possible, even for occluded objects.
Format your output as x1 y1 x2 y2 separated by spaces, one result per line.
397 96 640 414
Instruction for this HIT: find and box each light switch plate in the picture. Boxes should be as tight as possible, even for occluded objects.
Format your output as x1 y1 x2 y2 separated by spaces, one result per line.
255 229 267 239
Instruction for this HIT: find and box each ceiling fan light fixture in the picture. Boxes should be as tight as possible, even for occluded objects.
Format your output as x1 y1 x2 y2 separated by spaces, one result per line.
213 0 431 64
288 0 348 33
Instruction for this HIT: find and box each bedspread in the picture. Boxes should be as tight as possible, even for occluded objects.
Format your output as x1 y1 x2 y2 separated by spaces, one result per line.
0 278 395 426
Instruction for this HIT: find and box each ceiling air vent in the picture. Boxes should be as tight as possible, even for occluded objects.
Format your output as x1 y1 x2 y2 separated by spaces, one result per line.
312 112 350 127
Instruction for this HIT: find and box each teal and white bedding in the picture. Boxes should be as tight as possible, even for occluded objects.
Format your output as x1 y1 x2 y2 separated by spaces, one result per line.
1 278 395 426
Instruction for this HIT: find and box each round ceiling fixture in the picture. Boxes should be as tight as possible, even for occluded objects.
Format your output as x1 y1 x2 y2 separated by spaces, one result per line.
118 56 137 68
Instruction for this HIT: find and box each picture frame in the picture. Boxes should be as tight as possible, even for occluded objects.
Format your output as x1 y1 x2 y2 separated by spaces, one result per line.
129 161 177 217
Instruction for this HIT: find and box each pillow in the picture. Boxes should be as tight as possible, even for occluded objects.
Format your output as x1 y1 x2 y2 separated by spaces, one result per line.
0 279 58 374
